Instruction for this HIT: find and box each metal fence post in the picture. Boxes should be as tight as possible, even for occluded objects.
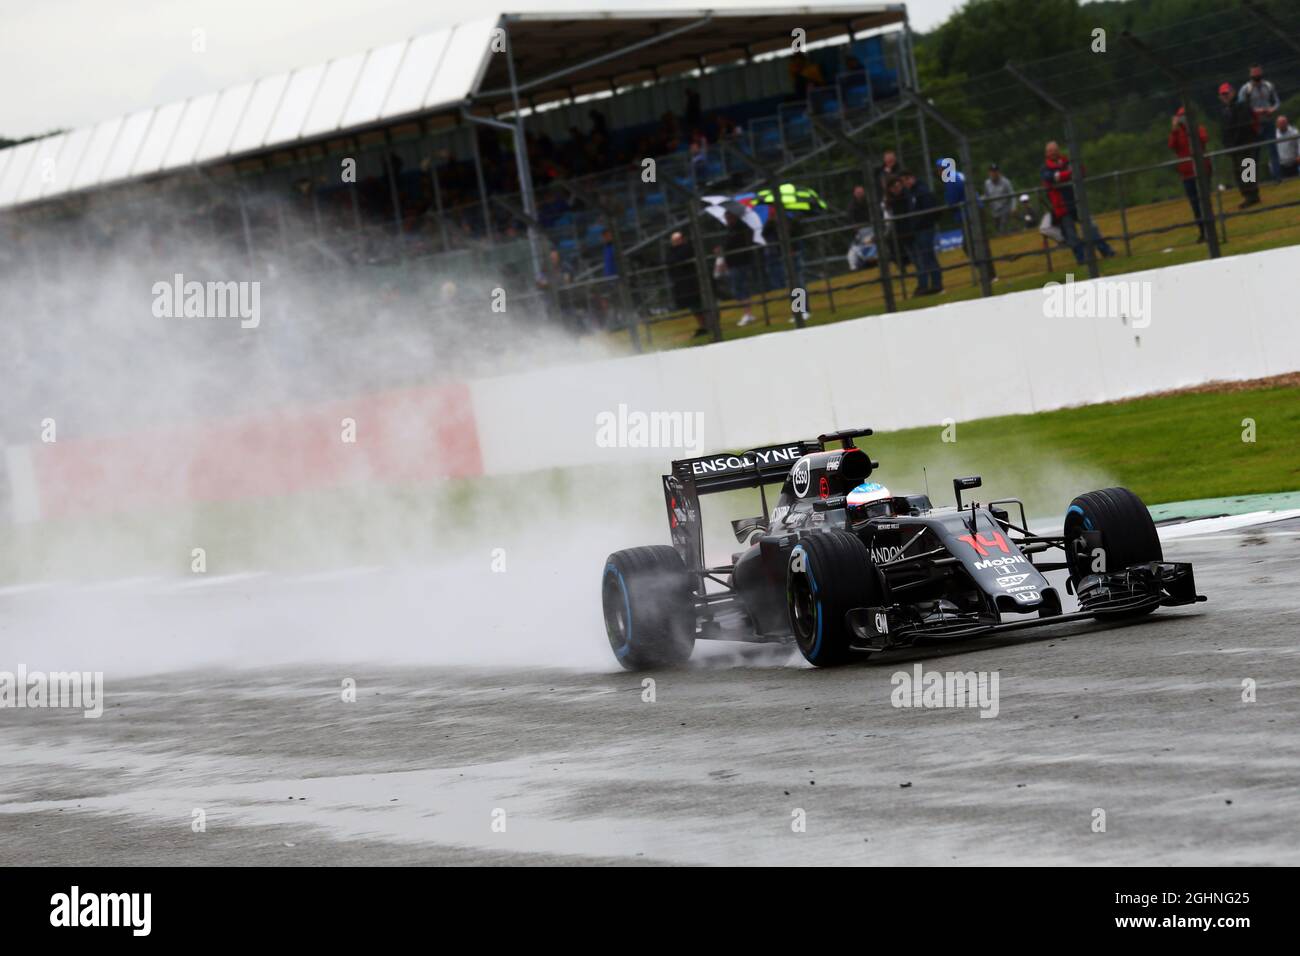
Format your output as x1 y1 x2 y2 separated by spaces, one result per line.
1114 171 1133 258
810 114 896 313
1119 32 1221 259
903 92 992 297
600 198 642 353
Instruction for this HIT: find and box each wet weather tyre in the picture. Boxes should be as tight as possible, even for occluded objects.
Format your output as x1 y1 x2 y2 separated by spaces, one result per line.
602 546 695 670
1064 486 1163 617
786 530 878 667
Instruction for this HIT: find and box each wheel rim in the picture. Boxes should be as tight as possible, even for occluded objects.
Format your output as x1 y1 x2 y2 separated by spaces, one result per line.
789 570 817 651
1064 508 1090 579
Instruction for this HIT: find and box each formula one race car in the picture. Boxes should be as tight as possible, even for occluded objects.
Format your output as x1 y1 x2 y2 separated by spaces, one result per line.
601 427 1205 669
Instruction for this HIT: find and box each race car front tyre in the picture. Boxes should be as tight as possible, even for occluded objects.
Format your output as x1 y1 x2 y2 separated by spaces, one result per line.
1064 487 1163 617
602 546 696 670
786 530 878 667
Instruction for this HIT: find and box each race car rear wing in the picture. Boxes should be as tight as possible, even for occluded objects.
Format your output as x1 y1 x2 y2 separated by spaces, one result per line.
663 439 821 570
670 440 819 494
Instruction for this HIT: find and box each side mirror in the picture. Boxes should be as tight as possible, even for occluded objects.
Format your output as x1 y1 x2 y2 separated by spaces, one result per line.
953 475 982 510
731 516 767 543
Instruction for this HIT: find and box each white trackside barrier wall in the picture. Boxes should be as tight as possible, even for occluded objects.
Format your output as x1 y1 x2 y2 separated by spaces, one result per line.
470 245 1300 476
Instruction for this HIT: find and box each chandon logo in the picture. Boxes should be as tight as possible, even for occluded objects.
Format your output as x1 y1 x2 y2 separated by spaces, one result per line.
871 546 903 563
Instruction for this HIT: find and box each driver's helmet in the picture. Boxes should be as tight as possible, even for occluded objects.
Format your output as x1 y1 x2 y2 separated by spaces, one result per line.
846 481 894 520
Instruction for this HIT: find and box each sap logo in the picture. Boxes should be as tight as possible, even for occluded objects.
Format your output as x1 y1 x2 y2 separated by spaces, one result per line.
996 573 1031 588
973 555 1027 571
871 546 903 564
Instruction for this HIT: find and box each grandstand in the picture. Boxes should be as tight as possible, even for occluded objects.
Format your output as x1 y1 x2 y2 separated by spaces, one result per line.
0 6 914 288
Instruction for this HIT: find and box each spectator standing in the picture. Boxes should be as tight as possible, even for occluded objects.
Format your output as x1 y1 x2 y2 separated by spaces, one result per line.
667 231 708 338
1018 194 1038 231
848 184 872 226
939 157 995 278
1168 106 1211 242
883 174 912 271
1041 140 1116 265
1219 82 1262 208
901 171 943 296
724 211 760 327
1238 66 1282 182
1275 116 1299 179
876 149 901 195
983 164 1015 234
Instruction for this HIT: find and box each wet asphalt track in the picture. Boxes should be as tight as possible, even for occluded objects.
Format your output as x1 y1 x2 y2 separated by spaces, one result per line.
2 517 1298 866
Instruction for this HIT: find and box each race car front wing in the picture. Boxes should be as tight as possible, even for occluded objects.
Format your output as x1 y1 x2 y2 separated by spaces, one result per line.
848 561 1205 649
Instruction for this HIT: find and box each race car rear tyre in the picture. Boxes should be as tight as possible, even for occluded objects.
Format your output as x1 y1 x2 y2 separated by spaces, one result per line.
786 530 878 667
1064 487 1163 617
602 546 696 670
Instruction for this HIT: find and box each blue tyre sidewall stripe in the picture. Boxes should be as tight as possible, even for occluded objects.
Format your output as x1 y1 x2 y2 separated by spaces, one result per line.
605 564 633 660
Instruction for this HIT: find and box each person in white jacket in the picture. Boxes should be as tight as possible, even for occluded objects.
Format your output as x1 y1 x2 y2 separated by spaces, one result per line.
1276 115 1300 178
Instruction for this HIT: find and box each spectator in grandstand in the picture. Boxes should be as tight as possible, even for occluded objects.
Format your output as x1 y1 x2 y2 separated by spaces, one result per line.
1219 82 1262 208
601 229 618 278
716 114 743 146
667 231 709 338
1168 107 1211 242
537 248 571 291
1275 116 1299 179
900 172 943 296
685 89 703 137
689 136 709 181
848 184 873 226
1041 141 1116 265
982 164 1015 234
725 211 760 327
660 112 682 153
1238 65 1282 182
789 53 826 99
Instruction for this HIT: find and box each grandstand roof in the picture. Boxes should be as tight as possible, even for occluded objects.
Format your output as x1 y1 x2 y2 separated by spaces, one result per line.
0 5 906 213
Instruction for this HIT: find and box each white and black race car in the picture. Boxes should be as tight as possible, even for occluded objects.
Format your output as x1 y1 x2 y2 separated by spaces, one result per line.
601 427 1204 669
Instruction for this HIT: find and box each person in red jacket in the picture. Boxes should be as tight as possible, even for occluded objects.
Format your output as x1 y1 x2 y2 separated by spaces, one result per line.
1040 141 1115 266
1168 106 1211 242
